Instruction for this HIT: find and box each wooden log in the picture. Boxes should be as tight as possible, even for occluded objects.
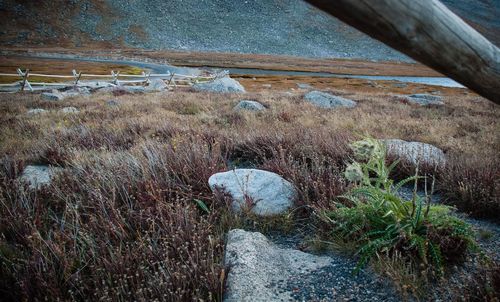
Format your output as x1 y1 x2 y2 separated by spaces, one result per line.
0 73 22 77
168 73 176 88
17 68 29 91
305 0 500 103
28 73 74 78
73 69 82 86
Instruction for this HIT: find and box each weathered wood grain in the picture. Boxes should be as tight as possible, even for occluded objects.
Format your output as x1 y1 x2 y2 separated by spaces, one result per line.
306 0 500 104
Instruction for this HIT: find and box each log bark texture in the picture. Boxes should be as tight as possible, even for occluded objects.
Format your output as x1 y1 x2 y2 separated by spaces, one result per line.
306 0 500 104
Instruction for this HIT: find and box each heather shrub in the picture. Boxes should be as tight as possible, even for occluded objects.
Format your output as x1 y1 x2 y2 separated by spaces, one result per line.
438 153 500 222
0 140 230 301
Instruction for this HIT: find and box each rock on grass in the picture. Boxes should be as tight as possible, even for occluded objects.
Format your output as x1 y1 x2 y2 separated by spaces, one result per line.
383 139 446 167
233 100 266 111
20 165 61 189
304 91 357 109
193 77 245 93
41 91 65 101
208 169 296 216
400 94 444 106
60 107 79 114
27 108 47 115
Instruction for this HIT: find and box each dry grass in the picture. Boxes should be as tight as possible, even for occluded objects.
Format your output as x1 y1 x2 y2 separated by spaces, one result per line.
0 56 145 84
0 86 498 300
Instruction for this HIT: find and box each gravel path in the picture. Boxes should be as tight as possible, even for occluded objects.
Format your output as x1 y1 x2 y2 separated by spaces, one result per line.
278 255 399 301
264 232 400 302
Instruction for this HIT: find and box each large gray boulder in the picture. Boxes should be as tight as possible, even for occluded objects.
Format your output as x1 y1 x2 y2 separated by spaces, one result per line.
208 169 296 216
20 165 60 189
145 78 168 92
193 77 245 93
383 139 446 167
224 229 333 302
233 100 266 111
304 91 357 109
401 94 444 106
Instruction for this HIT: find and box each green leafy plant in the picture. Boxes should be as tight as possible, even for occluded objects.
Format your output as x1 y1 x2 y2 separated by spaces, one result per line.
324 138 476 276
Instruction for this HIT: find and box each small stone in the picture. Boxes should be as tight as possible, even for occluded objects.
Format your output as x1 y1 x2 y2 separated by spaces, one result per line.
20 165 60 189
64 87 91 96
41 91 64 101
60 107 79 114
304 91 357 109
233 100 266 111
392 82 408 88
297 83 312 89
106 99 120 106
27 108 47 115
400 94 444 106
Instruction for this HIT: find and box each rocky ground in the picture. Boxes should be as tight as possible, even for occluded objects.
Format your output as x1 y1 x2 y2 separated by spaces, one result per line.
1 0 499 61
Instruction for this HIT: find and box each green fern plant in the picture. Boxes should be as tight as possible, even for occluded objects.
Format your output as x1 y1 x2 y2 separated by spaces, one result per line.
324 138 476 276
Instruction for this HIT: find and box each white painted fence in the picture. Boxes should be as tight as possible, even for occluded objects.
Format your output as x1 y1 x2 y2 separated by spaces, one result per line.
0 68 228 92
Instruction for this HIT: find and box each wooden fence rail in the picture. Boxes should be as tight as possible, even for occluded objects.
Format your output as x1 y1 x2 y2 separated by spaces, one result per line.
0 68 228 92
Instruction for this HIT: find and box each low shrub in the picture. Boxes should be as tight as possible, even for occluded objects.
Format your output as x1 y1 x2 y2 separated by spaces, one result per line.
438 153 500 222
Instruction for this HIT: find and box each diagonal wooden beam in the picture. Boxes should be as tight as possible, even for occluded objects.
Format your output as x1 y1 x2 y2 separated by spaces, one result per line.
305 0 500 104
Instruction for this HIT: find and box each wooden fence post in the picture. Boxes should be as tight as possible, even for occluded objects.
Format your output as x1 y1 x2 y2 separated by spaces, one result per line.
305 0 500 103
111 70 120 85
72 69 82 86
142 71 151 86
17 68 32 92
168 73 176 88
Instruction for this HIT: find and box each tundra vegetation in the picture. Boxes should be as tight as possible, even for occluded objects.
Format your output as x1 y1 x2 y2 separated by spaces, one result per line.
0 87 498 301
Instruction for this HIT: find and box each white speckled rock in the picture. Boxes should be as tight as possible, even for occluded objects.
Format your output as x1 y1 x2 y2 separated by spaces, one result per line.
193 77 245 93
224 229 333 302
20 165 61 189
383 139 446 167
233 100 265 111
208 169 296 216
304 91 357 108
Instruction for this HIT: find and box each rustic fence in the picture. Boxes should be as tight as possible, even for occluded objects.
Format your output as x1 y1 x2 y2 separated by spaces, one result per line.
0 68 228 92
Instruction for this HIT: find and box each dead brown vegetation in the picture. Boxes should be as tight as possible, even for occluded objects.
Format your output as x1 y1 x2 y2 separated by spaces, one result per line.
0 86 498 300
